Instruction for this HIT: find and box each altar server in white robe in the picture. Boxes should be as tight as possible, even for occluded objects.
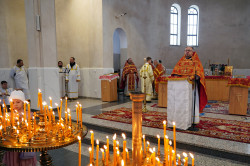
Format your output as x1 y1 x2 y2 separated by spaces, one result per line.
65 57 81 99
140 57 154 102
10 59 30 100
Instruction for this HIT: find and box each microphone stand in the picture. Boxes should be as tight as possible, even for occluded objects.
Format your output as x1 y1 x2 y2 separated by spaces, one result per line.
189 58 199 131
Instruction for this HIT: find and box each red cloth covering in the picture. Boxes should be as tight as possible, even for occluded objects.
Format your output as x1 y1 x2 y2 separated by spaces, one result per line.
99 73 119 81
120 61 139 90
171 52 207 112
153 64 165 93
228 78 250 88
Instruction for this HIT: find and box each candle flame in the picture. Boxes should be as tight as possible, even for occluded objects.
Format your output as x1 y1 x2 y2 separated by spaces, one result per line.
121 160 124 166
156 157 160 162
157 135 160 139
183 152 187 157
147 141 150 145
172 150 175 153
90 164 93 166
38 89 41 93
169 140 172 145
177 154 180 158
77 136 81 141
13 126 16 130
55 103 58 106
106 136 109 139
100 148 104 152
0 126 2 130
96 139 99 145
60 98 62 101
89 147 92 152
10 99 13 102
116 141 119 145
90 130 93 134
165 135 168 139
53 111 55 115
113 133 116 140
163 120 166 125
183 159 186 162
173 122 176 126
125 148 128 152
149 148 153 153
42 101 47 105
189 153 194 158
122 133 126 140
17 130 19 134
2 104 4 108
49 106 52 109
49 97 52 100
153 147 155 152
117 151 119 155
143 135 145 139
65 97 68 100
104 145 107 149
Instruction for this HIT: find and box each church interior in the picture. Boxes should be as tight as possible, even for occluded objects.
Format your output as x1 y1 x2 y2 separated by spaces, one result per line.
0 0 249 165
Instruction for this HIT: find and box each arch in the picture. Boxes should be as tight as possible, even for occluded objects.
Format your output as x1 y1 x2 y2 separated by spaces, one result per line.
113 28 127 73
187 5 199 46
170 3 181 45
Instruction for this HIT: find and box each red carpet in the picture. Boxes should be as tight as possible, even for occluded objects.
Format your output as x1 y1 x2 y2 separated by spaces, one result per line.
92 107 250 143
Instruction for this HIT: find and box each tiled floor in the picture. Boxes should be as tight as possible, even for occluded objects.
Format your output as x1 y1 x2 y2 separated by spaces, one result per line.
34 96 249 166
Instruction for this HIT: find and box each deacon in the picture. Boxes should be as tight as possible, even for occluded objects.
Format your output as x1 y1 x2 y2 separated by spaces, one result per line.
10 59 30 100
140 57 154 102
172 47 207 126
58 61 66 98
65 57 81 99
120 58 139 96
153 60 166 95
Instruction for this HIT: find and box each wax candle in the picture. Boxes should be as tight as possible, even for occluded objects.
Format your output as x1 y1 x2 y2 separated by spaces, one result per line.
173 122 176 160
190 153 194 166
49 106 52 125
157 135 160 156
10 99 14 126
113 134 117 166
126 148 130 164
163 120 166 137
80 105 82 128
106 136 109 160
49 97 52 107
183 153 188 166
28 102 31 137
121 160 124 166
90 130 94 161
33 112 36 135
143 135 146 156
68 108 71 126
104 145 108 166
0 125 2 137
55 103 61 122
52 111 55 123
23 101 26 120
152 147 156 166
122 133 126 165
117 141 119 151
76 105 78 124
78 136 81 166
177 154 181 166
89 147 92 164
147 141 150 156
100 148 104 161
156 157 160 166
172 150 176 166
117 150 120 165
2 105 5 131
0 100 2 116
38 89 43 111
96 140 99 166
65 110 68 125
169 141 172 166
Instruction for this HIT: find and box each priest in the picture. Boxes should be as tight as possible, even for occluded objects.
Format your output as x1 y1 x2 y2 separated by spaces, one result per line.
65 57 81 99
171 47 207 126
120 58 139 96
153 60 166 94
140 57 154 102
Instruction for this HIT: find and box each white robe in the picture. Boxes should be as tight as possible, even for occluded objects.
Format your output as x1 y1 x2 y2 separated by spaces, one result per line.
10 66 30 100
0 88 13 105
65 64 81 99
140 63 154 101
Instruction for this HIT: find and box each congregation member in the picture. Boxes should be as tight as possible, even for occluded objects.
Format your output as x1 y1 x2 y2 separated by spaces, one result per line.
10 59 30 101
65 57 81 99
58 61 66 98
171 46 207 126
153 60 166 96
120 58 139 96
0 81 13 108
140 57 154 102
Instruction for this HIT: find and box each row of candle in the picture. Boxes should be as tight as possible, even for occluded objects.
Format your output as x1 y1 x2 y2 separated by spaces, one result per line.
80 121 195 166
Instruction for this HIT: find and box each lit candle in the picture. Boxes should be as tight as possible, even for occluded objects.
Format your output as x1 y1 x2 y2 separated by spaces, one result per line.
172 150 176 166
117 141 119 151
165 135 169 165
157 135 160 156
183 152 188 166
156 157 160 166
113 134 117 165
126 148 130 165
65 97 68 112
104 145 108 166
152 147 156 166
163 120 166 137
121 159 124 166
173 122 176 160
122 133 126 165
76 105 78 124
96 140 99 166
143 135 146 156
68 108 71 126
100 148 104 162
106 136 109 160
23 101 26 120
89 147 92 164
78 136 81 166
49 106 52 125
90 130 94 161
177 154 181 166
55 103 61 122
38 89 43 111
169 141 172 166
117 150 120 165
190 153 194 166
10 99 14 126
33 112 36 135
147 141 150 156
49 97 52 108
28 102 31 138
80 105 82 128
0 100 2 117
0 125 2 137
52 111 55 123
2 105 5 131
65 111 68 126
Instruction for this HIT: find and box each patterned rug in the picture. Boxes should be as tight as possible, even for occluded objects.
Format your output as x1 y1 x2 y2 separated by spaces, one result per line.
92 107 250 143
151 101 250 116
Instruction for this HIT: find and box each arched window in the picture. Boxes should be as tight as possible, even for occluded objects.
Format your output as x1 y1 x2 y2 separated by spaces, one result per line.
187 5 199 46
170 4 181 45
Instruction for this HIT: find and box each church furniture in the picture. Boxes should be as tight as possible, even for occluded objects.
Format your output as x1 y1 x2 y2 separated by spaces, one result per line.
205 76 230 101
99 74 119 102
158 76 168 107
228 78 250 115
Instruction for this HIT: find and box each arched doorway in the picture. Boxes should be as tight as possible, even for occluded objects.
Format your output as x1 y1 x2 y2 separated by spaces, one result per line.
113 28 127 73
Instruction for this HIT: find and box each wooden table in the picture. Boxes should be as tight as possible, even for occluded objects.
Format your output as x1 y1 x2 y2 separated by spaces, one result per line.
205 76 230 101
100 74 119 102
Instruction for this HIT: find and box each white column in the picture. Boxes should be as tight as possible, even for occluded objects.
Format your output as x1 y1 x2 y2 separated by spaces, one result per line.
25 0 60 109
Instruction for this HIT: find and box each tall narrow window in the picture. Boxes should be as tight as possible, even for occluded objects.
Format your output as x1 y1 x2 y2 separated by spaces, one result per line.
170 4 181 45
187 5 199 46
